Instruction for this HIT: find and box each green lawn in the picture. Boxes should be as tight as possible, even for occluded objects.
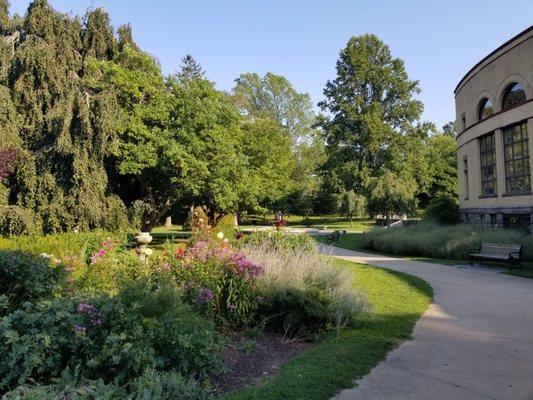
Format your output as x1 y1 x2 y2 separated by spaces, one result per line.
222 259 432 400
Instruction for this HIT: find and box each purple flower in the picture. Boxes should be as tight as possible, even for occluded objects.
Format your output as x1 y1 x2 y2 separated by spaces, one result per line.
74 324 86 334
195 288 214 304
77 303 102 326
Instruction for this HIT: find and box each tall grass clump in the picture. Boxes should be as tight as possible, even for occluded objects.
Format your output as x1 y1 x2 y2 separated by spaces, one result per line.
361 221 533 260
241 242 367 341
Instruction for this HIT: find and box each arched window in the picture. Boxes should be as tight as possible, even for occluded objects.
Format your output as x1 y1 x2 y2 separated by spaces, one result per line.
501 82 526 111
478 98 493 121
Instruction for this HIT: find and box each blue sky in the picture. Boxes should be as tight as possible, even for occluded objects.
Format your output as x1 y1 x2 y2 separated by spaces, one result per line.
11 0 533 128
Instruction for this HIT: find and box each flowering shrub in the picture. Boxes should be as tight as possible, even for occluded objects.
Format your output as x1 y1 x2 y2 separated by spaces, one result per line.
0 282 221 391
158 239 263 327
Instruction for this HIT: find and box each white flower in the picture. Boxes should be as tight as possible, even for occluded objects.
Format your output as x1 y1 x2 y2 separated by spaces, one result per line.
216 232 224 240
142 248 153 256
40 253 51 259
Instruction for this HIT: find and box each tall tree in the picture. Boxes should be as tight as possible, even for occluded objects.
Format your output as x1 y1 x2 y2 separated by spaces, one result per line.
233 72 315 146
177 54 204 81
339 190 367 227
318 34 423 194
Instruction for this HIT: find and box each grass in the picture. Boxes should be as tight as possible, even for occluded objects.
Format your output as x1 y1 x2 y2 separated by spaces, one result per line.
317 231 533 278
313 232 463 266
222 259 432 400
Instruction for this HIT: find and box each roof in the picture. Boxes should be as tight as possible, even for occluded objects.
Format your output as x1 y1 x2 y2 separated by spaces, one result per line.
454 25 533 94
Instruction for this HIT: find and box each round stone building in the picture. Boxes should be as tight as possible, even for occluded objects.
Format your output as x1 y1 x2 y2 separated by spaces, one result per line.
455 26 533 231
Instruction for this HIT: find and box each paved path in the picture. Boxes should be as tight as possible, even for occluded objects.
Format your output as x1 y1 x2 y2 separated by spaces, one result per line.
323 246 533 400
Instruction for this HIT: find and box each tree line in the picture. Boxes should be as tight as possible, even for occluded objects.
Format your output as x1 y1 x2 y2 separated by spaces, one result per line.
0 0 457 235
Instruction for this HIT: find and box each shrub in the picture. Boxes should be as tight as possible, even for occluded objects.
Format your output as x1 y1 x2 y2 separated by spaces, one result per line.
0 206 42 236
213 214 237 240
241 231 317 253
0 250 66 316
424 196 460 225
241 243 367 340
160 240 262 327
0 282 221 391
361 221 533 260
3 368 213 400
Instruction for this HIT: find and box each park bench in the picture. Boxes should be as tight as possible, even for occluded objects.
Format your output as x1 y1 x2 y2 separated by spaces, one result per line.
326 230 340 244
470 243 523 269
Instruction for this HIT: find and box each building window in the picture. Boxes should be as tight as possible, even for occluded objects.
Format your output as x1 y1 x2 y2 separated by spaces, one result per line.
501 82 526 111
478 98 493 121
503 122 531 194
463 156 469 200
503 214 531 233
461 114 466 131
479 133 497 197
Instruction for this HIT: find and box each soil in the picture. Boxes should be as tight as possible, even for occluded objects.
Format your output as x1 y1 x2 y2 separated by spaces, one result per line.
213 331 313 395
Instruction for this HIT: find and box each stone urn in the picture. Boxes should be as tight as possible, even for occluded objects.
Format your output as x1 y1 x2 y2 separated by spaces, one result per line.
134 232 153 263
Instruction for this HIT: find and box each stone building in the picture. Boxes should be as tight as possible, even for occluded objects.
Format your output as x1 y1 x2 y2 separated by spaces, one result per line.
455 26 533 231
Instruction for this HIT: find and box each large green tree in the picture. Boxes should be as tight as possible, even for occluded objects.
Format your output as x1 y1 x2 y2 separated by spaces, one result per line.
318 34 424 194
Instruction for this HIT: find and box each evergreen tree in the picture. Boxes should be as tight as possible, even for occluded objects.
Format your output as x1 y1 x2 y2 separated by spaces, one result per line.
177 54 204 81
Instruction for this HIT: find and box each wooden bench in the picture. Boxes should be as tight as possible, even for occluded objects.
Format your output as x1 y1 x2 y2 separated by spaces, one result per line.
326 230 340 244
470 243 523 269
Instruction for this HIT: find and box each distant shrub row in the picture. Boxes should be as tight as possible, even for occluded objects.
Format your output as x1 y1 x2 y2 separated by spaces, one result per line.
361 221 533 261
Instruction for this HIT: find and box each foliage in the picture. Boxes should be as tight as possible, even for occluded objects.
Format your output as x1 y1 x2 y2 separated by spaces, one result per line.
213 213 237 240
3 368 213 400
0 250 66 316
0 282 221 391
318 34 424 196
240 231 318 254
0 206 42 236
158 239 263 327
241 243 366 340
339 191 367 226
224 260 432 400
366 171 417 218
0 2 129 235
424 195 460 225
232 72 325 215
361 221 533 260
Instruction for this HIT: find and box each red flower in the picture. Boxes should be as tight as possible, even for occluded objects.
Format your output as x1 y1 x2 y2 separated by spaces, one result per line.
174 247 185 259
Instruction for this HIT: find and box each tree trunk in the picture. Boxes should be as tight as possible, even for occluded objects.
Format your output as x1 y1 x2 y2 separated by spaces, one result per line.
233 213 239 227
165 216 172 227
349 217 353 227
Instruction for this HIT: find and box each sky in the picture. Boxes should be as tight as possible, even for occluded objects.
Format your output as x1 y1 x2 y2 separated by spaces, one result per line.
11 0 533 129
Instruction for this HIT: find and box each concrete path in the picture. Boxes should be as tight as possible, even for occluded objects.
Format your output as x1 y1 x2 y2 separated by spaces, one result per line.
323 246 533 400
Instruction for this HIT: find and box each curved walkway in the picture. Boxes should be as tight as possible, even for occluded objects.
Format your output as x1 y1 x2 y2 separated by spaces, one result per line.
323 246 533 400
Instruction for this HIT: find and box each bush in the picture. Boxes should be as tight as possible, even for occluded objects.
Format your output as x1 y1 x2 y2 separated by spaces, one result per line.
159 240 262 327
241 231 317 253
0 206 42 236
0 250 66 316
213 214 237 241
361 221 533 260
0 282 221 391
241 243 367 340
424 196 460 224
3 368 213 400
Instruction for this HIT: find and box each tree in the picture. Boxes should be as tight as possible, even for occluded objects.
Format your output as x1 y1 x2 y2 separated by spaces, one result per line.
233 72 325 215
339 190 366 227
367 171 417 220
233 72 315 145
318 34 423 194
239 117 296 214
424 130 458 202
177 54 204 81
442 120 456 137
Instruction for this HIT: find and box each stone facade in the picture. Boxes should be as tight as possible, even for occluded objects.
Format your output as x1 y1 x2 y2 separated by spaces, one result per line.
455 26 533 232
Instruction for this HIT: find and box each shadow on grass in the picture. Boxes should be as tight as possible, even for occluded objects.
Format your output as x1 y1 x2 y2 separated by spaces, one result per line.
222 260 432 400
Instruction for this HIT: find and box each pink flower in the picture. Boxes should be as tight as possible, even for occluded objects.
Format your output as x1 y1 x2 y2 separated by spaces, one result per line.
161 262 170 271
